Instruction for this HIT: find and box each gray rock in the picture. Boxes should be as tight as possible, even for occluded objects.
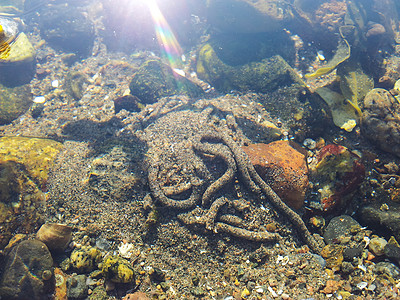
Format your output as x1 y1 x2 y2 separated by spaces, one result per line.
323 215 360 244
67 274 88 299
0 84 32 125
129 60 204 104
359 205 400 241
362 88 400 158
0 239 53 300
374 262 400 279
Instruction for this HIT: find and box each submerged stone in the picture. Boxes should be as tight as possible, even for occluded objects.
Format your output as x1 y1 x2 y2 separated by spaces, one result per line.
102 255 135 283
70 246 102 273
129 59 204 104
242 141 309 210
0 240 54 300
362 88 400 158
0 84 32 124
308 144 365 212
0 137 63 249
197 43 304 94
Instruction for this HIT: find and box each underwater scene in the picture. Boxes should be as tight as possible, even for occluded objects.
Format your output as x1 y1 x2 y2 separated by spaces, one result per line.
1 0 400 299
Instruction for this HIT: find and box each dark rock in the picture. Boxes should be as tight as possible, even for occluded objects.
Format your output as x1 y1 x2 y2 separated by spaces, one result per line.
64 71 89 101
384 237 400 263
0 240 54 300
343 245 363 261
206 0 302 34
67 274 88 299
38 4 95 56
0 84 32 125
129 60 204 104
197 44 304 94
362 88 400 158
359 205 400 242
113 95 142 113
323 215 361 244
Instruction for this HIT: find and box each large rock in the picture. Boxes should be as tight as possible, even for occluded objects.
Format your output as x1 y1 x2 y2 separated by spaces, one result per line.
359 205 400 242
0 84 32 124
129 59 204 104
38 4 95 56
0 240 54 300
0 17 36 85
362 88 400 158
197 43 304 94
206 0 299 33
0 137 63 249
242 140 309 210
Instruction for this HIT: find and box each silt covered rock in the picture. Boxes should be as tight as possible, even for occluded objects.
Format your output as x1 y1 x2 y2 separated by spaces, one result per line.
0 84 32 124
362 88 400 158
0 239 54 300
129 59 204 104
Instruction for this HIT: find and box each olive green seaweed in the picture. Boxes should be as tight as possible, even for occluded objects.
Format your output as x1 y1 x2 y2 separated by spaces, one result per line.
305 27 351 79
337 61 374 117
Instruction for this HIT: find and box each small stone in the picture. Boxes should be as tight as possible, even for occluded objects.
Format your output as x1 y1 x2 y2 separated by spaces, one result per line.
323 215 360 244
241 288 251 298
321 244 344 270
36 223 73 252
369 237 387 256
67 275 88 299
89 286 108 300
70 246 102 273
102 255 135 283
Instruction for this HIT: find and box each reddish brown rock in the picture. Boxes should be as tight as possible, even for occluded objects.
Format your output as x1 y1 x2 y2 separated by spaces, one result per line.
242 140 309 210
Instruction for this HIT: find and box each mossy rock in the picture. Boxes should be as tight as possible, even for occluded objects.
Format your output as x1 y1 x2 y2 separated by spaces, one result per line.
70 246 102 273
102 255 135 283
197 43 305 93
0 33 35 63
0 84 32 124
0 136 63 188
0 137 63 249
129 59 204 104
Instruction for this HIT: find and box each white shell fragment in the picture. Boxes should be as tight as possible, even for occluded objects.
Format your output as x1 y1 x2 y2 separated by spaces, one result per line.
51 80 59 88
33 96 46 104
317 50 325 61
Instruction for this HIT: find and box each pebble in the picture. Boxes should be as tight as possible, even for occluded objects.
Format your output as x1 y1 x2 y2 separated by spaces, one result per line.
51 80 59 88
33 96 46 104
303 138 317 149
369 237 387 256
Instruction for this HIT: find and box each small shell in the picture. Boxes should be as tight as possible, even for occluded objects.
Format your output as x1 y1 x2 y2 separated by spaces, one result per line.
317 50 325 61
36 223 73 251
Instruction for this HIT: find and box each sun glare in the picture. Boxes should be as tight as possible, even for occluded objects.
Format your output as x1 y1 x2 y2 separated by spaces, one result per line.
146 0 183 69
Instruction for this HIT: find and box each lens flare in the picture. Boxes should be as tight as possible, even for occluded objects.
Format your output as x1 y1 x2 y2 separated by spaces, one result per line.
147 0 183 69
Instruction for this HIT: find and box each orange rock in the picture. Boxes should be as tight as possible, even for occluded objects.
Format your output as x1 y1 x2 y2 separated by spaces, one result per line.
242 141 309 210
54 268 67 300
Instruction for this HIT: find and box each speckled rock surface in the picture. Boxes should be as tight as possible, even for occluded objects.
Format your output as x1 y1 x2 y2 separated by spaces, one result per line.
362 88 400 158
0 239 54 300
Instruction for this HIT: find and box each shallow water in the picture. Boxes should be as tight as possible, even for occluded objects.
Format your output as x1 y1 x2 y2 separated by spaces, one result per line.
0 1 400 299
